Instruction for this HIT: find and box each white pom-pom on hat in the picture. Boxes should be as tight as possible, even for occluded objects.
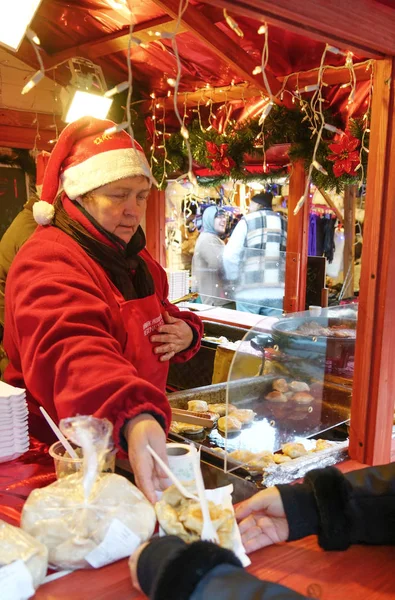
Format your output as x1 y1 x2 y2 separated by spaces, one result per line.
33 200 55 225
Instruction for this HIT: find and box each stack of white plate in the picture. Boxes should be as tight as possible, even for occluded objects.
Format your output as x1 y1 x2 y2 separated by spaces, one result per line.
165 269 189 302
0 380 29 463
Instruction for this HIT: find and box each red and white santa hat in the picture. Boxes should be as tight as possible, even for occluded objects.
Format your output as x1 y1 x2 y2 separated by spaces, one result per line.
33 116 153 225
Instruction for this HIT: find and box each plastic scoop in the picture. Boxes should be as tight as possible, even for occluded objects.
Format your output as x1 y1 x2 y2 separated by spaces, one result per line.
40 406 79 459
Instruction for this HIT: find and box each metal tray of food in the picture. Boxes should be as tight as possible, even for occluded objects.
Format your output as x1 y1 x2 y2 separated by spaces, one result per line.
167 376 351 473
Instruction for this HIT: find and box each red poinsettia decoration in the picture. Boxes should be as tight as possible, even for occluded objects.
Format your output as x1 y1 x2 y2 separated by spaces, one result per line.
205 141 236 175
328 132 360 177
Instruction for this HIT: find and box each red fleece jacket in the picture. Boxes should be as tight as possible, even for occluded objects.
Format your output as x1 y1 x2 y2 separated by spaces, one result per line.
4 214 202 453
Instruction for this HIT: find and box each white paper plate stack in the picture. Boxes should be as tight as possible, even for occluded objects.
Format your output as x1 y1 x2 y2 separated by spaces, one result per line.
165 269 189 302
0 380 29 463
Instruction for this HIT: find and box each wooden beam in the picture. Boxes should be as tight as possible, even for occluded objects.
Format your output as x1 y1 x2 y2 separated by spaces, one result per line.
200 0 395 58
151 0 281 98
141 82 260 113
343 185 356 298
0 125 56 150
145 188 166 267
2 41 71 87
0 108 63 131
282 61 373 91
284 160 308 312
45 16 185 66
349 58 395 465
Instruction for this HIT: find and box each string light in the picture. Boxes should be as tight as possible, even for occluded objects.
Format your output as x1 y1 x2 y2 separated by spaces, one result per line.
258 100 274 125
324 123 344 135
21 70 44 94
104 81 129 97
257 25 266 35
312 160 328 175
223 9 244 37
104 121 128 135
26 29 40 45
167 78 176 87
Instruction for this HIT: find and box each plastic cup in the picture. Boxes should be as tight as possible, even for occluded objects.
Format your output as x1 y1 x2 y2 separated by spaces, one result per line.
166 442 195 482
49 441 117 479
309 305 322 317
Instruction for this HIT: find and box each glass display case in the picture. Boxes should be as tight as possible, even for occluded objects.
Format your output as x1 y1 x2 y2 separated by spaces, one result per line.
167 304 356 487
221 304 356 473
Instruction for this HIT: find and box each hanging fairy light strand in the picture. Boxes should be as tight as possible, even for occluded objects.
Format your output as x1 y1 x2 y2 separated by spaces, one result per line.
294 44 330 215
170 0 197 184
355 62 373 184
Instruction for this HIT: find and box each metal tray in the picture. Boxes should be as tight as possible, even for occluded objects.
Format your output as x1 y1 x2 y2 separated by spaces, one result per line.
167 376 351 458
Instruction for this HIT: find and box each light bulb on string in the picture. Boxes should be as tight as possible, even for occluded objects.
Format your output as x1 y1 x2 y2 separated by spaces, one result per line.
105 81 129 97
104 121 128 135
21 71 44 95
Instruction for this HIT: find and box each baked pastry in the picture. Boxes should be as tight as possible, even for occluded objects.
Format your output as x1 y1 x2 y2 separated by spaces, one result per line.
208 403 236 416
228 449 255 463
217 415 242 433
170 421 204 435
291 392 314 404
156 484 234 549
314 439 332 452
187 400 208 413
281 442 307 459
247 451 275 470
265 391 288 403
272 378 289 393
229 408 256 425
289 381 310 393
273 454 292 464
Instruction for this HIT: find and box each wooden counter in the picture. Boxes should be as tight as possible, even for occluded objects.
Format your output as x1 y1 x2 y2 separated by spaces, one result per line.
34 531 395 600
33 458 395 600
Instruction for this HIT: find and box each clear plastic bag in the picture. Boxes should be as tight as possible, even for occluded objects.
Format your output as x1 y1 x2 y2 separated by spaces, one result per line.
21 416 156 570
0 519 48 595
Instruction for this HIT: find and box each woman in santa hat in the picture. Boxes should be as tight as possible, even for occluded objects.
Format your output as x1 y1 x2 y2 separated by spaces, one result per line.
3 117 203 502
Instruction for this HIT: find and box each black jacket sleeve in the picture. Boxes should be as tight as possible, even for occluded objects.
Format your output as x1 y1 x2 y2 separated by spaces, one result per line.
137 536 307 600
277 462 395 551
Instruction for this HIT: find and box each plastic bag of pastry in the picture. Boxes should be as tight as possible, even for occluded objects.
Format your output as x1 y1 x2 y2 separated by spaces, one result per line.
0 519 48 599
21 416 156 571
156 482 250 567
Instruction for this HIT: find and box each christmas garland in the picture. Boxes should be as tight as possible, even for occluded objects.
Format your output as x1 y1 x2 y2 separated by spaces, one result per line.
151 105 369 191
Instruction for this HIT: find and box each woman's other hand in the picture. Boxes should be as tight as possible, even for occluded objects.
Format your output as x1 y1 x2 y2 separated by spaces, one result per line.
150 311 193 361
125 414 169 503
235 487 289 553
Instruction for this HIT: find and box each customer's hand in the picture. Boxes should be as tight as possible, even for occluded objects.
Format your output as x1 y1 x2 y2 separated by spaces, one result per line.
129 542 149 592
151 311 194 361
235 487 289 553
125 414 169 503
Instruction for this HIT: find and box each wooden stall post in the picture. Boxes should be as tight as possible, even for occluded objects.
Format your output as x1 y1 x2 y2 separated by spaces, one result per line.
343 184 357 298
283 160 308 312
145 188 166 267
349 58 395 464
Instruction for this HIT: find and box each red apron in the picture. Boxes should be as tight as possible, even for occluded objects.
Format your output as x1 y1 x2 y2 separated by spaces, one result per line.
119 292 169 391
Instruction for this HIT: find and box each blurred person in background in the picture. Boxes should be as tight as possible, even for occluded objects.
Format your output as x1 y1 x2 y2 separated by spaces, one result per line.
192 205 227 306
223 192 287 316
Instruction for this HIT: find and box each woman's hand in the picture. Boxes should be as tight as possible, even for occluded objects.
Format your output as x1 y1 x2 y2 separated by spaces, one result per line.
125 414 169 503
235 487 289 553
150 311 194 361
